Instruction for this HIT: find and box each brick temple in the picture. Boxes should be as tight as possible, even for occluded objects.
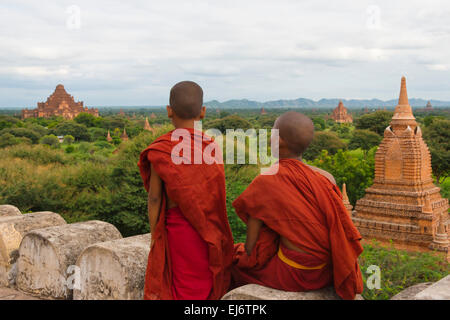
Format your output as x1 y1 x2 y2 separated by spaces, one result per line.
331 101 353 123
353 77 449 259
22 84 98 119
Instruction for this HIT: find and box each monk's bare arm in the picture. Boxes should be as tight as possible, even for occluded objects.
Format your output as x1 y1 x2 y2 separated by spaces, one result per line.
148 164 162 233
245 216 263 256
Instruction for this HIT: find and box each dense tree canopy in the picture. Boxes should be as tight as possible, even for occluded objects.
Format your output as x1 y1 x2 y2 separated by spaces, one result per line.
349 129 382 152
423 119 450 183
303 131 347 160
355 111 393 135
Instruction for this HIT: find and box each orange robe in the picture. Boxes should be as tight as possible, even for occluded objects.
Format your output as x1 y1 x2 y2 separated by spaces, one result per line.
232 159 364 300
138 128 234 300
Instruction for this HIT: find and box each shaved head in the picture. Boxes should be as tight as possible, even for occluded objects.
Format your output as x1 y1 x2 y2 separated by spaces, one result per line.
274 111 314 156
169 81 204 119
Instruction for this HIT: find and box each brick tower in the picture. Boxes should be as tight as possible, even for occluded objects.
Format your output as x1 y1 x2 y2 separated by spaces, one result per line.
353 77 449 257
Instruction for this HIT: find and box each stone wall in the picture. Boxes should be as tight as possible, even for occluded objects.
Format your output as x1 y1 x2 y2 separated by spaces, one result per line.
1 205 448 301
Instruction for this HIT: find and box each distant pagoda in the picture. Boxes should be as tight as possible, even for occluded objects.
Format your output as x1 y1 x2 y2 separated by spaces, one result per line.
353 77 449 259
106 130 113 142
121 128 129 141
22 84 98 119
426 101 433 111
260 107 267 115
150 113 157 119
331 101 353 123
144 117 154 133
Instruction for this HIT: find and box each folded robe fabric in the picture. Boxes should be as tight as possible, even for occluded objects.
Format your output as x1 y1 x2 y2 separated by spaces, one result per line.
138 128 234 300
166 206 213 300
232 158 364 300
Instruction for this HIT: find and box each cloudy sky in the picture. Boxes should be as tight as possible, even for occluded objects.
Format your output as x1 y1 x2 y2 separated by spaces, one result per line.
1 0 450 107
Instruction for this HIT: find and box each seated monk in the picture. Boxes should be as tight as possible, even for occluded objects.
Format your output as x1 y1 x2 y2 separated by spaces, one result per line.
138 81 234 300
231 111 364 300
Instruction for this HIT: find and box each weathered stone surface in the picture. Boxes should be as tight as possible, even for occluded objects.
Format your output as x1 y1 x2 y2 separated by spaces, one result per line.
390 282 433 300
74 234 151 300
415 275 450 300
16 220 122 299
222 284 363 300
0 205 21 217
0 286 41 300
0 212 66 287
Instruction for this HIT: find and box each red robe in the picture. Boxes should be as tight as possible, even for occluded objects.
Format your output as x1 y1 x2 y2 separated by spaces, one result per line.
232 159 364 300
138 128 234 300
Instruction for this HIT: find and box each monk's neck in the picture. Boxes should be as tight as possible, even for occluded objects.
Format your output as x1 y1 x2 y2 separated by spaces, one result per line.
279 154 303 162
172 118 202 129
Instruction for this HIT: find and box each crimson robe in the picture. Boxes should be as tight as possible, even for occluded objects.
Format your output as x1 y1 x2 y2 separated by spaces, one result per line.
138 128 234 300
232 159 364 300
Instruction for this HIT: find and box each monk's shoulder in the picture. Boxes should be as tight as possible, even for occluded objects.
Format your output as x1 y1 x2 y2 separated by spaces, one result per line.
306 164 336 185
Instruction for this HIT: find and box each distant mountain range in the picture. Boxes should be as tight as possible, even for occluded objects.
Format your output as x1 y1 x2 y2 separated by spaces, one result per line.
204 98 450 109
2 98 450 110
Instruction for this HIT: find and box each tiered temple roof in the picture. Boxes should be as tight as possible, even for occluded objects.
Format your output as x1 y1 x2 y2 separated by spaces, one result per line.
353 77 449 259
331 101 353 123
22 84 98 119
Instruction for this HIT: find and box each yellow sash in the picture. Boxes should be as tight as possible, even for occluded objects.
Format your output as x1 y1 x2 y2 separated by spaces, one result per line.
277 247 326 270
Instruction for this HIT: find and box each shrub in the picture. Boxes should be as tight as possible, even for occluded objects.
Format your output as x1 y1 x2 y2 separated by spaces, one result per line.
40 134 60 148
0 127 41 144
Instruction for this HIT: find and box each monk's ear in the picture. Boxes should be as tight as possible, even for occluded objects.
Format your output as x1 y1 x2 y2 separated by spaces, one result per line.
166 105 173 118
199 106 206 119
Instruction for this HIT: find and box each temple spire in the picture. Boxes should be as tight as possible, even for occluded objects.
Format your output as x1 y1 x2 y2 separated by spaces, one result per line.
144 117 153 132
390 76 416 130
398 76 409 106
121 128 129 141
341 183 353 215
106 130 112 142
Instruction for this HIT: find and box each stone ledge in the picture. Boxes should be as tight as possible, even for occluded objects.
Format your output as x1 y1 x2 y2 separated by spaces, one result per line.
0 205 21 217
414 275 450 300
16 220 122 299
222 284 364 300
390 283 433 300
74 233 151 300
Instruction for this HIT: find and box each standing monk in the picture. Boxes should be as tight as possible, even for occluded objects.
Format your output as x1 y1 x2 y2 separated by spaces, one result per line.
138 81 234 300
231 111 364 300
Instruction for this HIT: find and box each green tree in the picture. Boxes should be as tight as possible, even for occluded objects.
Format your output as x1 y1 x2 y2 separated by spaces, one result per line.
50 121 91 141
0 127 41 143
40 134 60 148
63 135 75 145
88 127 107 141
74 113 98 127
0 133 20 148
355 111 393 135
349 129 382 153
312 117 326 131
204 115 252 134
423 119 450 184
303 131 347 160
309 148 376 205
